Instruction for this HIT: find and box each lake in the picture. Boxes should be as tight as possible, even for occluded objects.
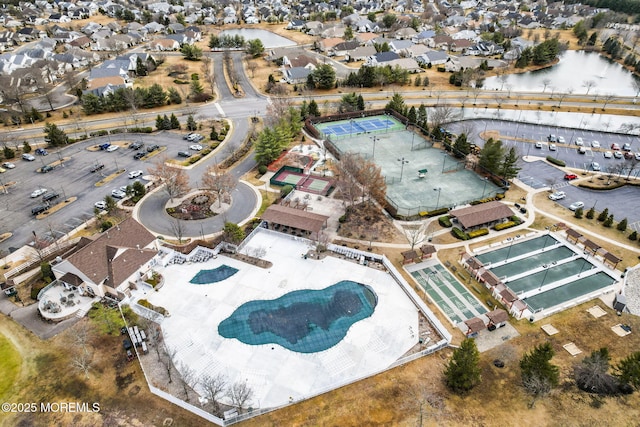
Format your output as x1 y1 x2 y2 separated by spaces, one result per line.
218 29 296 48
483 50 640 97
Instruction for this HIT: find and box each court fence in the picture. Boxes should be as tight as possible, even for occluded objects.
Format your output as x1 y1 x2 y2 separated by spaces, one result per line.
269 165 304 187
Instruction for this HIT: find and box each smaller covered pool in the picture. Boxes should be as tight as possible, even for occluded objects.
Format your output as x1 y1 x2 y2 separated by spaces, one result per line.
189 265 238 284
218 280 377 353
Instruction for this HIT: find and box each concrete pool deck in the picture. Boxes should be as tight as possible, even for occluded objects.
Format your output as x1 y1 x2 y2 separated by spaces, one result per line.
139 230 421 409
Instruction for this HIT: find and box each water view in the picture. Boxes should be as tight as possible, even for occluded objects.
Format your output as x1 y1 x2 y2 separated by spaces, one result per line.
483 50 640 97
218 29 296 48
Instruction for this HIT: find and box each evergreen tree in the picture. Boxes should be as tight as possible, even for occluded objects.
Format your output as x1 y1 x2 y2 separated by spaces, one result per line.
254 127 281 166
308 100 320 117
223 222 245 244
210 127 218 141
574 207 583 219
586 207 595 219
186 114 197 131
617 218 628 231
604 214 614 228
453 133 471 157
162 114 171 130
500 147 521 180
357 94 365 111
478 138 504 175
156 114 164 131
407 106 417 124
597 208 609 222
444 338 481 393
43 122 69 147
3 146 15 159
168 87 182 105
300 100 309 119
616 351 640 390
385 93 405 114
520 342 559 405
587 32 598 46
136 56 148 76
170 113 180 129
629 231 638 241
311 64 336 90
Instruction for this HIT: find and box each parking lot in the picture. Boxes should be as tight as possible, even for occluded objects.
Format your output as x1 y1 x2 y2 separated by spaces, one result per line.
0 132 196 253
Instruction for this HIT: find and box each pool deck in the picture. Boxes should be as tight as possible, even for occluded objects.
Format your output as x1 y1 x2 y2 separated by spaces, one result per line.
139 231 419 409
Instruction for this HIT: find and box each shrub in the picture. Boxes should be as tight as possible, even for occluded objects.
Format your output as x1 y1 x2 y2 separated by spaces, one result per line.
173 79 189 84
100 220 113 231
468 228 489 239
603 214 614 227
546 156 566 167
617 218 628 231
258 165 267 174
110 128 125 134
438 215 452 227
629 231 638 241
451 227 469 240
89 130 109 137
494 221 516 231
420 207 449 217
338 214 347 223
574 207 583 218
597 208 609 222
586 207 595 219
495 193 505 199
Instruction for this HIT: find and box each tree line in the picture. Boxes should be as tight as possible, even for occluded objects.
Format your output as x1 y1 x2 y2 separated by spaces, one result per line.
81 84 182 115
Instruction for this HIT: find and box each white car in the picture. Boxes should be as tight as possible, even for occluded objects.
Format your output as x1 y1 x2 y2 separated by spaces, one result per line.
2 162 15 169
549 144 557 151
591 140 600 148
635 153 640 161
128 170 143 179
591 162 601 171
94 201 107 210
603 151 613 158
535 141 543 149
106 145 119 152
111 189 126 199
574 137 583 146
187 133 202 141
613 151 623 159
30 188 48 198
557 136 565 143
548 191 566 201
189 144 203 151
569 201 585 211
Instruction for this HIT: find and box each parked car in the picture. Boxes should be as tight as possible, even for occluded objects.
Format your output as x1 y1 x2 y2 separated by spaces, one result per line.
2 162 15 169
557 136 566 143
133 152 145 160
147 144 160 152
611 143 621 150
189 144 203 151
635 153 640 161
623 143 632 151
22 153 35 161
130 141 143 150
111 189 126 199
624 151 634 160
535 141 543 149
613 151 623 159
603 151 613 158
30 188 48 198
128 170 143 179
569 201 585 211
548 134 557 142
90 163 105 173
549 144 557 151
578 147 586 154
591 162 601 171
549 191 566 201
187 133 202 142
42 192 59 202
106 145 119 152
564 173 578 180
574 137 584 146
99 143 111 150
591 140 600 148
95 201 107 210
31 205 49 215
183 133 194 140
40 165 54 173
35 148 48 156
178 151 191 158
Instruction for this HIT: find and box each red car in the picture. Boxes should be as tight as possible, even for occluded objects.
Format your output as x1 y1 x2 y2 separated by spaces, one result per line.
611 143 621 150
564 173 578 180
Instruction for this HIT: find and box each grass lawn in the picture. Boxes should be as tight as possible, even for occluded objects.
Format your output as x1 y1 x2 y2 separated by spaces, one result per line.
0 333 21 401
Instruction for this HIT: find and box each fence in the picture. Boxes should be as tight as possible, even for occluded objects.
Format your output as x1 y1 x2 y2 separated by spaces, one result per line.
4 237 80 281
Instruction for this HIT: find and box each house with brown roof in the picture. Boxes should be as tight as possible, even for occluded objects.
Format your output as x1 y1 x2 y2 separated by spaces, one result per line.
261 205 329 240
464 316 485 337
449 201 514 230
51 218 159 299
486 308 509 328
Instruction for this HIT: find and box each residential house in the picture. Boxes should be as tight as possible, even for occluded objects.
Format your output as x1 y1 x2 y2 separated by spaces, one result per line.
304 21 324 35
330 40 359 57
366 51 400 66
283 66 313 84
388 39 414 54
149 38 180 51
318 37 343 53
416 50 449 66
287 19 306 30
387 57 423 73
345 45 376 62
50 218 159 300
394 27 417 40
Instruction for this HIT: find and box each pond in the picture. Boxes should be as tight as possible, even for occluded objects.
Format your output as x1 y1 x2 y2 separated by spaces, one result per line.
218 29 296 48
483 50 640 97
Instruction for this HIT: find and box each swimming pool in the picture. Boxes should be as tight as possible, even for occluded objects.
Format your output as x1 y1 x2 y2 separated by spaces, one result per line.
189 265 238 284
218 280 378 353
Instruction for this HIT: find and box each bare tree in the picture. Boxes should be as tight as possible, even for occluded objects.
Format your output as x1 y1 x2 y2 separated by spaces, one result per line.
202 163 237 207
357 158 387 205
633 78 640 101
429 105 460 131
161 343 178 384
498 73 508 91
148 157 191 202
246 59 258 78
556 88 573 107
403 222 428 250
401 380 446 427
522 371 554 408
265 97 294 127
201 56 216 96
32 64 56 111
70 349 93 379
227 380 254 412
541 78 551 93
178 362 197 401
169 218 186 243
601 93 616 110
200 373 228 414
582 80 596 96
335 152 362 207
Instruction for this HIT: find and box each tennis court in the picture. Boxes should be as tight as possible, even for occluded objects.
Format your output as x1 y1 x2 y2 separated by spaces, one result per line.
407 262 487 326
315 115 502 216
271 167 334 195
317 115 404 139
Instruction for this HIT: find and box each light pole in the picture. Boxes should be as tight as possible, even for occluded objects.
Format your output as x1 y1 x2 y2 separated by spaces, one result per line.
505 239 515 262
398 157 409 181
370 135 378 159
434 187 442 210
442 153 447 173
410 124 416 151
481 177 489 199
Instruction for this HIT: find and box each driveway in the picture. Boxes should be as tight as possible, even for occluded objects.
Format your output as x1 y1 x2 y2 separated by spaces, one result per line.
0 295 80 340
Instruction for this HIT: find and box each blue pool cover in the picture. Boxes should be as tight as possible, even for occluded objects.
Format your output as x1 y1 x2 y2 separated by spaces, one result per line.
218 280 378 353
189 265 238 284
